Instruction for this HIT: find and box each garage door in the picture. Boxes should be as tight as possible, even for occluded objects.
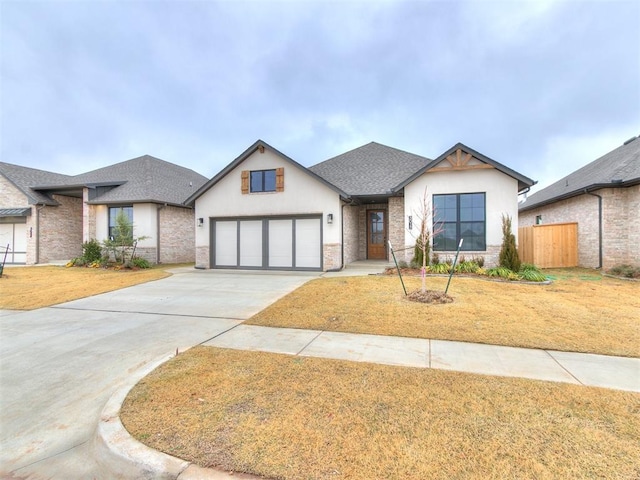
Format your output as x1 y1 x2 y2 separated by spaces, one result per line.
211 216 322 270
0 222 27 264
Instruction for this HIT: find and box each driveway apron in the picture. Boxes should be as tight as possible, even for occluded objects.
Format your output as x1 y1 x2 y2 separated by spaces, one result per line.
0 269 316 479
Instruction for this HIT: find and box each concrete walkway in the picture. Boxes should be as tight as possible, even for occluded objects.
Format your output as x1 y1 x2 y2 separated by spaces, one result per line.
203 325 640 392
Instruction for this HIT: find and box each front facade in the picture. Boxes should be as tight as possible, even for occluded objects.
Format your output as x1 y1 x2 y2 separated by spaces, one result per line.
0 157 207 265
188 140 534 271
519 136 640 270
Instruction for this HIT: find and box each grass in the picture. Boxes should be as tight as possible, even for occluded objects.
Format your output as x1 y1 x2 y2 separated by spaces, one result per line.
121 347 640 480
247 269 640 357
0 264 174 310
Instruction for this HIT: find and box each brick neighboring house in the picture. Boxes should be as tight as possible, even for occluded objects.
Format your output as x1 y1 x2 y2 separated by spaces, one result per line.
519 135 640 269
0 156 207 265
187 139 534 271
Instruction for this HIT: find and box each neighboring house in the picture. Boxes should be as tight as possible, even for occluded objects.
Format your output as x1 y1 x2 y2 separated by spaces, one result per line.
519 135 640 270
187 139 534 271
0 156 207 265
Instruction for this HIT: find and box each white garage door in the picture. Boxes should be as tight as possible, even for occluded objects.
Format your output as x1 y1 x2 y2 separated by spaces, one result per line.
0 223 27 264
211 216 322 270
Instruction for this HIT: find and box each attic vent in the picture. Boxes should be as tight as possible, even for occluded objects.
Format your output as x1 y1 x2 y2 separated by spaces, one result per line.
623 136 637 145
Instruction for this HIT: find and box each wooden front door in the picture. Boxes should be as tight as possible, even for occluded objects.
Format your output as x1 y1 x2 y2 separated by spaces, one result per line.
367 210 386 259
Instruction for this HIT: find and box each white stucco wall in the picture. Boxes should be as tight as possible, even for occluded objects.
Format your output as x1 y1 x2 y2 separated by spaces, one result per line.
403 168 519 263
194 149 342 252
94 203 156 247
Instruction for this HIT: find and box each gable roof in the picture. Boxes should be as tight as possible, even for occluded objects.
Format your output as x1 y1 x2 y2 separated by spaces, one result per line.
393 143 535 193
519 135 640 212
0 162 74 205
309 142 429 196
185 139 349 206
1 156 208 207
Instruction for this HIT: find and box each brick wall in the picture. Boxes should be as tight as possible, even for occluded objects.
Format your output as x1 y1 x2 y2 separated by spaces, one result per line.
342 205 359 264
196 245 209 269
388 197 405 261
323 243 341 270
159 205 196 263
519 186 639 269
39 194 83 263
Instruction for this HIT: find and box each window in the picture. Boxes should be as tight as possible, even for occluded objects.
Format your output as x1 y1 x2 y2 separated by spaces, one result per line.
433 193 485 251
108 206 133 241
250 169 277 192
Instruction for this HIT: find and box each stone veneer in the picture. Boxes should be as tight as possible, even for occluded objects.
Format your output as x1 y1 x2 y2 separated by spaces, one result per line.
519 186 639 269
342 205 359 264
388 196 405 261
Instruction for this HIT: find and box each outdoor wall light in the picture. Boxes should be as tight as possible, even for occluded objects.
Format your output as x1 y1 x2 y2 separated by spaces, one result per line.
327 213 333 224
197 218 204 227
408 215 413 230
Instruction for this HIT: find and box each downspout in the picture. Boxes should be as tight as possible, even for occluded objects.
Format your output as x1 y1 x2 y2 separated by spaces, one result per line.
585 189 603 269
156 203 167 264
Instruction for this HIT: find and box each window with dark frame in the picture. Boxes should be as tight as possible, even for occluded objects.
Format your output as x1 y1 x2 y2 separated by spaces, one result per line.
433 193 486 251
250 169 277 193
108 206 133 241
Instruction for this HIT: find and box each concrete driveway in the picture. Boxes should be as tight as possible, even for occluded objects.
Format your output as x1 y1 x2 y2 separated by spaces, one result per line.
0 268 316 479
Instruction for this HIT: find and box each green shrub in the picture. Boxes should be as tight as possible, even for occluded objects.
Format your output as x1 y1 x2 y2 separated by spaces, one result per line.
456 261 480 273
519 269 547 282
487 266 515 279
607 264 640 278
82 239 103 263
131 257 151 269
499 214 521 272
430 263 451 274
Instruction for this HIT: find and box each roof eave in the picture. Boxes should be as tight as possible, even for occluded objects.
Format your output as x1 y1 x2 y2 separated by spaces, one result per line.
519 178 640 212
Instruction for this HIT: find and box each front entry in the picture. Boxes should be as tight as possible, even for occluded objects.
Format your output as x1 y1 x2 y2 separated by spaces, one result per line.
367 210 386 259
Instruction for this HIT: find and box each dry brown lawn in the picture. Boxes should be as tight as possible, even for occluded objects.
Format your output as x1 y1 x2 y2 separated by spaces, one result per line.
121 347 640 480
248 269 640 357
0 265 172 310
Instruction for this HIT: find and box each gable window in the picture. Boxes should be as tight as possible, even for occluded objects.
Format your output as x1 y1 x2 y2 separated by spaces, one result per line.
242 168 284 194
250 169 277 192
108 206 133 241
433 193 485 251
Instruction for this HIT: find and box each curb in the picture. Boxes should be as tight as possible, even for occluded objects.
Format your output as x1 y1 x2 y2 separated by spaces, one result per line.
93 353 263 480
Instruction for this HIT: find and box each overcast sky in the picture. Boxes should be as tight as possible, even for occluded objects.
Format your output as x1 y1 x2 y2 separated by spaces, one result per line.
1 0 638 193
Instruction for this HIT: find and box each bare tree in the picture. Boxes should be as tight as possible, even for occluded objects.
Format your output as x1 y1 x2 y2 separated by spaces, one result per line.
409 186 444 293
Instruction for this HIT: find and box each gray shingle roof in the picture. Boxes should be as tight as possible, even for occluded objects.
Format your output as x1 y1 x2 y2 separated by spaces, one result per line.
0 162 73 205
519 136 640 212
73 155 208 205
1 156 208 207
309 142 430 196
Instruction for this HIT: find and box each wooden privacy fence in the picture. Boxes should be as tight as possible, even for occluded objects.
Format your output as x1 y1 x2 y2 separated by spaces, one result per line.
518 223 578 268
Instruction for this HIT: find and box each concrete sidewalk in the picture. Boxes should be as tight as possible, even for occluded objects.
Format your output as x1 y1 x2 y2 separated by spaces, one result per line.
203 325 640 392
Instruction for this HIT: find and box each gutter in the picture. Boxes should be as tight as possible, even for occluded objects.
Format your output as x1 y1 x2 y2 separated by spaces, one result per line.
585 189 603 269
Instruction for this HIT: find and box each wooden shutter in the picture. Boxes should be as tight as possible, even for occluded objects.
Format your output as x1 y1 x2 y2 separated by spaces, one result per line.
276 167 284 192
241 170 249 194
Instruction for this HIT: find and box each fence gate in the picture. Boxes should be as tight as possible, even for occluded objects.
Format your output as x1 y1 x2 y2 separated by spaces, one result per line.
518 223 578 268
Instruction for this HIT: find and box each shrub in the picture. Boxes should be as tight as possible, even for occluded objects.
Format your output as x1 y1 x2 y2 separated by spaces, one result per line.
499 214 521 272
608 264 640 279
131 257 151 269
82 239 103 263
472 256 485 268
430 263 451 274
519 269 547 282
456 261 480 274
487 266 518 280
431 253 440 265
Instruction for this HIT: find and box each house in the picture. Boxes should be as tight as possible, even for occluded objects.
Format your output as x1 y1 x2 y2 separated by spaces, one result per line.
186 140 534 271
519 135 640 270
0 156 207 265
